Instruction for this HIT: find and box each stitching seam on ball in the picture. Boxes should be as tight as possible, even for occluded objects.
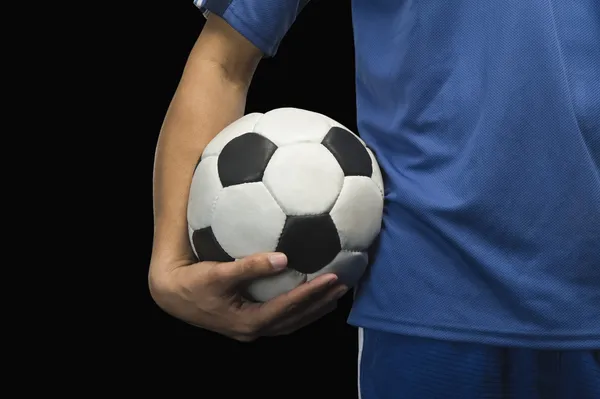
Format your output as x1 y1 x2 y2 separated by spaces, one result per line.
276 140 326 148
208 192 220 226
339 249 364 255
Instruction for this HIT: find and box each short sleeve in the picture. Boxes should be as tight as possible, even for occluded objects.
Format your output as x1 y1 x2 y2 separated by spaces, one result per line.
194 0 310 57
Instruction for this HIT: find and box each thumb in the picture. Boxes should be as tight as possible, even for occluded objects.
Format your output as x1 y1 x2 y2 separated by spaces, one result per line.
213 252 288 287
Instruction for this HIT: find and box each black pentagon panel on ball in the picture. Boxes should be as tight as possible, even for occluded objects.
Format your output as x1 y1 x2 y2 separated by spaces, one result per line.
321 126 372 177
218 133 278 187
192 227 234 263
276 214 341 274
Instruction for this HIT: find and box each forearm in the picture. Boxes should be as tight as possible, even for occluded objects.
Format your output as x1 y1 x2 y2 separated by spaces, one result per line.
151 50 251 275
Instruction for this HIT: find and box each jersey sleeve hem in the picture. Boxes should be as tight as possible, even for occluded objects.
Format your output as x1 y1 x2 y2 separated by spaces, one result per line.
194 0 280 57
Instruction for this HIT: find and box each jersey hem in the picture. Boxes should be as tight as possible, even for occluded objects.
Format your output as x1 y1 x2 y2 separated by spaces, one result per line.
347 314 600 350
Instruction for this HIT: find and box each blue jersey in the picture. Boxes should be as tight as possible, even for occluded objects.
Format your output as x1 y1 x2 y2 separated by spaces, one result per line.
196 0 600 349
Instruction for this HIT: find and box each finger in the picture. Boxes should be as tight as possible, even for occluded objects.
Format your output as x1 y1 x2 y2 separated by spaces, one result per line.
266 300 339 337
266 284 348 335
210 252 289 287
252 273 340 326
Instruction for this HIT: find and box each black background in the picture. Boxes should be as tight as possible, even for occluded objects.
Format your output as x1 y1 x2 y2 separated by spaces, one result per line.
135 1 359 397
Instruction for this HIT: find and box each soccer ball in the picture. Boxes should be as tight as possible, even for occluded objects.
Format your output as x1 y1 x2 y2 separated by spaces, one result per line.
187 108 384 302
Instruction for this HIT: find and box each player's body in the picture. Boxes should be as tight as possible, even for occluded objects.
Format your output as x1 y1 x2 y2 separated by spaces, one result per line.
150 1 600 397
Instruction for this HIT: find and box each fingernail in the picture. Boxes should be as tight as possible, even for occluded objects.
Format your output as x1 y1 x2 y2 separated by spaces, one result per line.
327 275 339 286
268 253 287 270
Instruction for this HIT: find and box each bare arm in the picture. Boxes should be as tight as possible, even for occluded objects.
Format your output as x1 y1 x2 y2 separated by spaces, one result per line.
150 14 262 278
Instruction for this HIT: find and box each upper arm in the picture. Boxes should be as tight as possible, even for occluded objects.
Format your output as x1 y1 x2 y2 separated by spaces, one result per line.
189 0 308 88
189 13 264 89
